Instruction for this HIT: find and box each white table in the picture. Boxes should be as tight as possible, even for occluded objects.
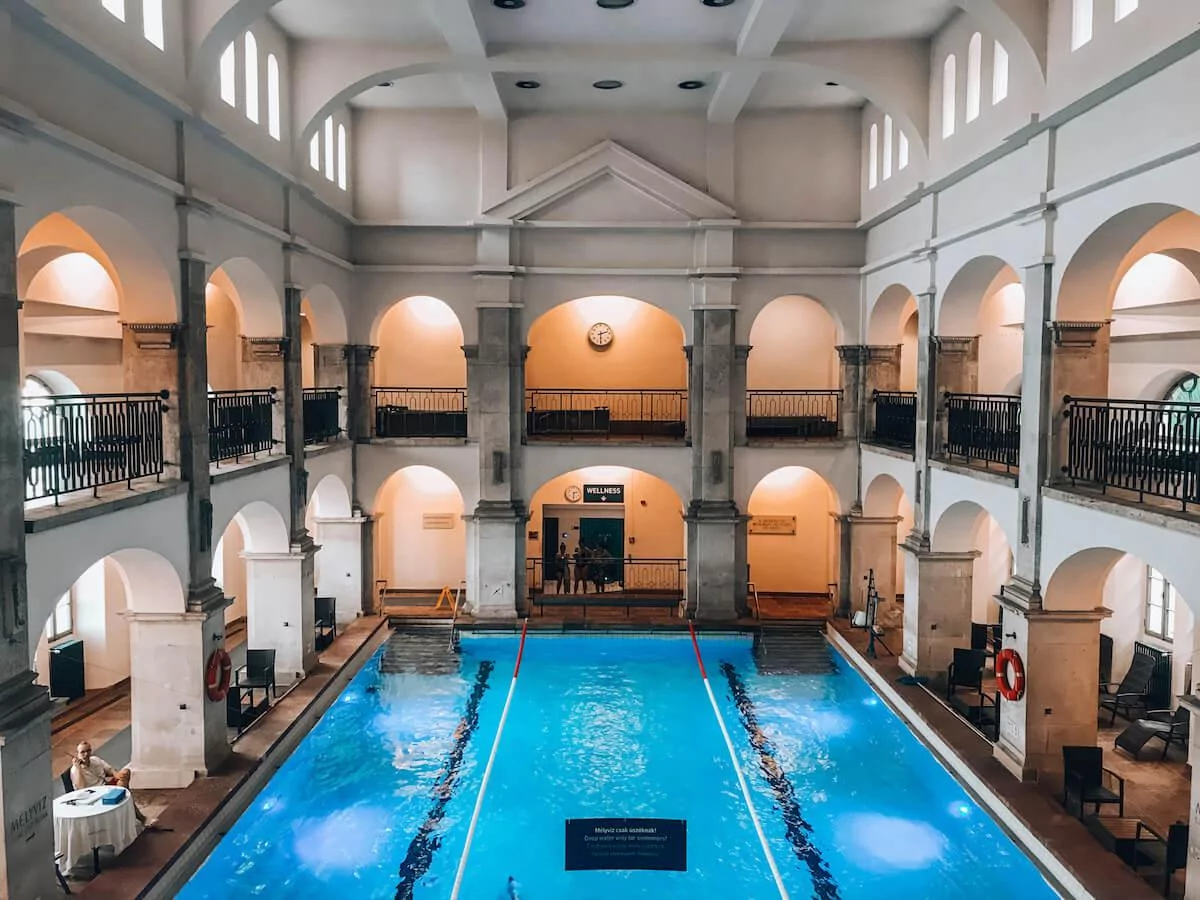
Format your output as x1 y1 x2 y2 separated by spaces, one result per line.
54 787 139 874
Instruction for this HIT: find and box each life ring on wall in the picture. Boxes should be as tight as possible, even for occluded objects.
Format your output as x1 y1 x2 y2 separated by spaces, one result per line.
205 649 232 702
995 648 1026 702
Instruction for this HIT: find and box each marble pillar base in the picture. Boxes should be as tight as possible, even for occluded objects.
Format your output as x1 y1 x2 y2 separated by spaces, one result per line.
244 541 318 683
686 501 746 621
0 675 55 900
470 501 524 618
899 538 979 679
313 515 365 626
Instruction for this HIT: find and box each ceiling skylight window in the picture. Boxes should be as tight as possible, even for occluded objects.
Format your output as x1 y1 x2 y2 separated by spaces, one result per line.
143 0 164 49
868 123 878 190
245 33 260 124
898 132 910 171
219 43 237 107
337 125 348 191
942 55 957 138
1072 0 1093 50
992 42 1009 104
1115 0 1137 21
101 0 126 21
267 54 281 140
324 117 335 182
965 33 982 122
309 134 320 171
882 115 893 180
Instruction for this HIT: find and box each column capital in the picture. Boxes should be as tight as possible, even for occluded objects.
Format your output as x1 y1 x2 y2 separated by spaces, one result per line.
838 345 900 365
931 335 979 353
346 344 379 362
734 343 752 361
124 322 183 350
242 336 287 360
1048 320 1111 348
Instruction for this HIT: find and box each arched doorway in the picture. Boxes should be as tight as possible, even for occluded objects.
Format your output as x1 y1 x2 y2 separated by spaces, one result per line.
372 296 467 438
863 473 915 607
305 474 360 626
746 467 839 611
374 466 467 608
526 296 687 440
746 295 841 439
528 466 685 605
866 285 920 449
931 501 1012 627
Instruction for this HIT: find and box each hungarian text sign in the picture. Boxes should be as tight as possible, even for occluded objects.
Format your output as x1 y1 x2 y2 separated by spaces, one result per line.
565 817 686 871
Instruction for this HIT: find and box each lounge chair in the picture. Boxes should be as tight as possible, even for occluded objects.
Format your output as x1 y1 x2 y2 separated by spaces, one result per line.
1062 745 1125 819
1100 653 1156 726
1115 707 1189 760
1133 822 1188 896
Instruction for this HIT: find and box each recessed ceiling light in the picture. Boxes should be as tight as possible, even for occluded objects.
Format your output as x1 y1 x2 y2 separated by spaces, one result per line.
377 81 394 88
493 0 525 8
701 0 736 6
597 0 635 7
515 80 541 89
592 79 624 90
825 81 839 87
678 80 706 90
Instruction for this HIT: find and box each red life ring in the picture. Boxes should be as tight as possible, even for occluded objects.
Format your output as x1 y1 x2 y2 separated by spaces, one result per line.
205 649 232 702
995 648 1026 702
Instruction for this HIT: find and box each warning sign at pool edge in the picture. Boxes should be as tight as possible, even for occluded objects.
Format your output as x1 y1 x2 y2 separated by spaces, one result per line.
564 818 687 871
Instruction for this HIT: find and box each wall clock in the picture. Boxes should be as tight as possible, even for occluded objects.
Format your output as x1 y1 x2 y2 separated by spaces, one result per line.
587 322 615 350
564 485 582 503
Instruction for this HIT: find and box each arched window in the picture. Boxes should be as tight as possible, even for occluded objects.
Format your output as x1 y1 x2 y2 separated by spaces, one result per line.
309 133 321 171
324 117 335 181
22 375 53 401
1163 374 1200 450
245 33 260 124
966 33 982 122
1072 0 1093 50
868 123 878 189
142 0 164 49
45 592 74 643
337 124 348 191
219 43 237 107
992 42 1009 104
1166 374 1200 405
898 132 910 170
267 54 281 140
882 115 893 180
1115 0 1137 22
101 0 126 21
942 55 957 138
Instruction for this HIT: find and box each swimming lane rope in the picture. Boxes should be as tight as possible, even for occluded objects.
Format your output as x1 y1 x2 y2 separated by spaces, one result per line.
688 622 791 900
449 617 529 900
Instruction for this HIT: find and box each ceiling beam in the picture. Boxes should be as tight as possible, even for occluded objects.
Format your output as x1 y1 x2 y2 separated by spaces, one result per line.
707 0 801 124
419 0 507 120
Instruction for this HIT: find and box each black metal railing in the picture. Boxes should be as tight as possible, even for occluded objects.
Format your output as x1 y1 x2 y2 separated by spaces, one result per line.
209 388 277 464
526 389 687 440
870 391 917 451
944 392 1021 472
23 390 170 504
303 388 341 445
373 388 468 438
526 557 686 596
1064 395 1200 510
746 389 841 439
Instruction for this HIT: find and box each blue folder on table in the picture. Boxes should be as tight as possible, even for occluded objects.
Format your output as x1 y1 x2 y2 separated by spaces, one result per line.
99 787 126 805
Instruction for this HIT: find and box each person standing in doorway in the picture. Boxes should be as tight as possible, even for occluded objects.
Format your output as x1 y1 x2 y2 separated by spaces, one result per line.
573 543 588 595
545 543 561 595
557 542 571 595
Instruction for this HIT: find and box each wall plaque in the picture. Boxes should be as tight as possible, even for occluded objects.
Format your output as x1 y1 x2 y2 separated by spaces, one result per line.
748 515 797 535
422 513 456 530
565 817 686 871
583 484 624 504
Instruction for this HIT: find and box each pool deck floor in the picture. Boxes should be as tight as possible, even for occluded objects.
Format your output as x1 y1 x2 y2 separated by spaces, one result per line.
71 615 388 898
833 620 1180 900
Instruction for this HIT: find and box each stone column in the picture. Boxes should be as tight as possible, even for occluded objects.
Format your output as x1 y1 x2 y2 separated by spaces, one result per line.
993 588 1107 785
685 279 745 620
911 291 936 536
931 335 980 460
862 345 901 439
0 200 57 900
128 238 230 787
311 515 365 626
240 337 285 448
1048 321 1111 480
345 345 377 442
360 513 377 615
899 541 979 679
836 345 867 440
465 276 525 618
242 551 316 683
1181 695 1200 893
314 343 349 436
842 514 904 627
732 344 750 446
123 324 181 478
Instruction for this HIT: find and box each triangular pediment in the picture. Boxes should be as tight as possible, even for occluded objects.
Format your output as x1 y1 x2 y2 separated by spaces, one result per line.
483 141 735 223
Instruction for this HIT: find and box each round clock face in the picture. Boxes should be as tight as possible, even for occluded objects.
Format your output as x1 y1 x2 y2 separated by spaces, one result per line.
587 322 615 349
564 485 582 503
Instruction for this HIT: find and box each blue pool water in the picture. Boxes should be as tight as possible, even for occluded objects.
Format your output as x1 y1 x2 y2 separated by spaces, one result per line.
179 634 1061 900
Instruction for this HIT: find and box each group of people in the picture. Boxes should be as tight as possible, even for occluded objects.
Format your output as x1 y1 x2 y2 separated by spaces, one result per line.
543 541 621 595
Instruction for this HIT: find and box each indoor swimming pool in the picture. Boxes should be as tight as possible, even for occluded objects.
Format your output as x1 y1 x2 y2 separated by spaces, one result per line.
177 633 1061 899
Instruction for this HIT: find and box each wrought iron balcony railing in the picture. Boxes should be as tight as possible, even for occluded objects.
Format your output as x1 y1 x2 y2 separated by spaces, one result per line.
209 388 277 464
526 557 686 597
944 392 1021 472
1064 395 1200 511
373 388 468 438
869 390 917 451
303 388 341 445
526 389 687 440
746 389 841 439
23 390 170 503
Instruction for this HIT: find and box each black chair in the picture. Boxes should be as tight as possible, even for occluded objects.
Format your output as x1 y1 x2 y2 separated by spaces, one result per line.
314 596 337 652
1062 745 1125 819
60 769 74 794
1133 822 1188 896
235 649 278 699
947 648 988 701
1100 654 1157 726
1115 706 1190 760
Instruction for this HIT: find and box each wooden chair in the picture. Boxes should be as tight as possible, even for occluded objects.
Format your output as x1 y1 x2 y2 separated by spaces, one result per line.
946 648 988 702
1133 822 1188 896
1062 745 1125 819
235 649 278 699
1100 654 1156 726
314 596 337 651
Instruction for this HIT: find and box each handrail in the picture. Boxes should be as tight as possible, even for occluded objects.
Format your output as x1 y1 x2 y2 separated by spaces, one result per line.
869 390 917 451
373 387 467 438
746 389 841 439
450 618 529 900
526 388 687 440
943 391 1021 472
208 387 277 464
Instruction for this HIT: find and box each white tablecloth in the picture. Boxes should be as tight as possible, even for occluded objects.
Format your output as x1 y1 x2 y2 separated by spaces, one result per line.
54 787 139 870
